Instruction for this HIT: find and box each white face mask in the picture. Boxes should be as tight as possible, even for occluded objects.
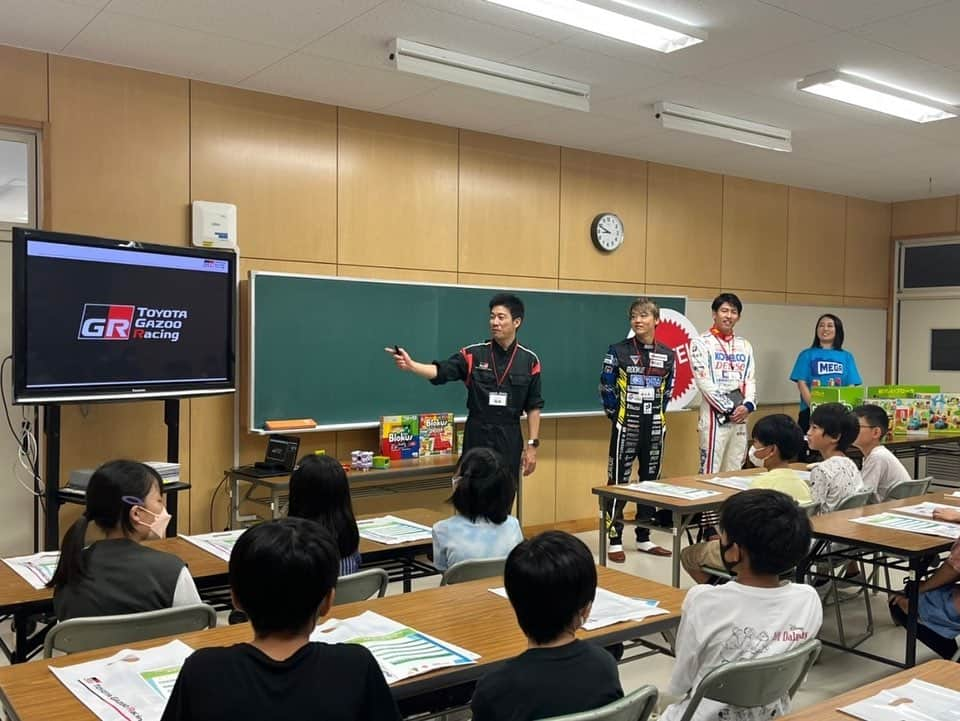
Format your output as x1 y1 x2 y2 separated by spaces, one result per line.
135 506 171 539
748 445 770 468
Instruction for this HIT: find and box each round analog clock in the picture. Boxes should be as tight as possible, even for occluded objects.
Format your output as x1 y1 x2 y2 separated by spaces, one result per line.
591 212 624 252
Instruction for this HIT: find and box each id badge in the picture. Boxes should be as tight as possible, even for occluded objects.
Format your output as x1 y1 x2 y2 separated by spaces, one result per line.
489 392 508 407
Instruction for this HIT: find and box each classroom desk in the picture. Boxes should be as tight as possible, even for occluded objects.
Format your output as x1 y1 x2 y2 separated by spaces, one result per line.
883 431 960 478
778 659 960 720
804 493 960 669
0 508 445 663
0 567 685 721
592 468 768 587
227 455 458 528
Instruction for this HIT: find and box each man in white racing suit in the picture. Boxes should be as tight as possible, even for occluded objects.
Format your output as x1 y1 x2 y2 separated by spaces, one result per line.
690 293 757 478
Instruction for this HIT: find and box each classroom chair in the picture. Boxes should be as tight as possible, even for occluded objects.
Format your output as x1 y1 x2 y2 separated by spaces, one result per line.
43 604 217 658
672 638 821 721
333 568 389 605
439 557 506 586
540 684 659 721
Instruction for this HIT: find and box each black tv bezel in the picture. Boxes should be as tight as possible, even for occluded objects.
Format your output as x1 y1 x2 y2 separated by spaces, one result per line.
12 227 237 404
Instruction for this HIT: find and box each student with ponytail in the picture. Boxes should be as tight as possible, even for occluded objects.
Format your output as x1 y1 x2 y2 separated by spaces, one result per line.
48 459 201 620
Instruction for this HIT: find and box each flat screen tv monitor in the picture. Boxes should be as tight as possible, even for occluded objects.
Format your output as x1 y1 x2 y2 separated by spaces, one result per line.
13 228 236 404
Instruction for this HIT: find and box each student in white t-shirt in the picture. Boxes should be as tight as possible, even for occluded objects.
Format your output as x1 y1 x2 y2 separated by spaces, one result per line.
661 489 822 721
806 403 864 513
853 404 911 503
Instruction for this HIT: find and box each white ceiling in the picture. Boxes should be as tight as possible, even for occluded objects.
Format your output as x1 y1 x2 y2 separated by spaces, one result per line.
5 0 960 201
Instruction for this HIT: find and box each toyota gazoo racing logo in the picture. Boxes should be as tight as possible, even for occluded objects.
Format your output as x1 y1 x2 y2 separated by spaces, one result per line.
78 304 186 342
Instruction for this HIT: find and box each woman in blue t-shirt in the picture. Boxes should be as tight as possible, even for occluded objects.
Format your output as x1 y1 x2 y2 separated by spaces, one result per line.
790 313 862 431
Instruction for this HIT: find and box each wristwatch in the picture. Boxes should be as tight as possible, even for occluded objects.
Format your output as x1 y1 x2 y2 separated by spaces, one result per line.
527 439 540 448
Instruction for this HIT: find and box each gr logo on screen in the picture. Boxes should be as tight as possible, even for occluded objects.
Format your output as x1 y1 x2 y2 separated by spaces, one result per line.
78 304 135 340
77 304 187 342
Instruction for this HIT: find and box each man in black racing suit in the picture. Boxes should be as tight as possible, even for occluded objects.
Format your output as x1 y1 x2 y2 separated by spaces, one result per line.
600 298 675 563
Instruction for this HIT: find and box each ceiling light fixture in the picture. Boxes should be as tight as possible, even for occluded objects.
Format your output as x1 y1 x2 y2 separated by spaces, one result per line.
482 0 705 53
797 70 958 123
388 38 590 111
654 102 792 152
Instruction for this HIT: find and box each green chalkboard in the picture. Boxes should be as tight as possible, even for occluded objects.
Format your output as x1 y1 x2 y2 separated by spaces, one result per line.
250 273 685 430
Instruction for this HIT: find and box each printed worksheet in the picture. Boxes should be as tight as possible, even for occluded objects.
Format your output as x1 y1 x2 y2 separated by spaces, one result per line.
849 512 960 540
311 611 477 683
357 516 433 545
840 678 960 721
179 529 246 562
49 639 194 721
894 502 960 520
489 586 668 629
703 476 754 491
3 551 61 589
625 481 720 500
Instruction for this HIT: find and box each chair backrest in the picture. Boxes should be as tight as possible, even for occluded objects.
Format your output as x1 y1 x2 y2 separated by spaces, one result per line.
836 490 872 511
676 638 821 721
333 568 389 605
440 557 507 586
44 603 218 658
885 476 933 500
799 501 819 517
539 685 659 721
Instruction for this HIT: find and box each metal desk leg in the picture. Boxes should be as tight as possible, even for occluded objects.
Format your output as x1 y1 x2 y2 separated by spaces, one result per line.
229 475 240 530
272 485 281 520
11 609 28 664
672 510 682 588
598 495 607 567
905 558 920 667
403 558 413 593
914 447 920 479
165 491 178 537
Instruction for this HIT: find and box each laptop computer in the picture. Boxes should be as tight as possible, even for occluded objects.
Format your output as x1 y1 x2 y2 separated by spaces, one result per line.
235 435 301 477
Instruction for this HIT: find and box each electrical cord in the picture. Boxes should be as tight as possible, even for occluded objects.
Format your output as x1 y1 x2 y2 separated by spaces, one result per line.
209 472 229 532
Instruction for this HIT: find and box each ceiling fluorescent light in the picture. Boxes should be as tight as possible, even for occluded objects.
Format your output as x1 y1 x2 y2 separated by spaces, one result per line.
483 0 705 53
654 102 792 152
797 70 958 123
389 38 590 111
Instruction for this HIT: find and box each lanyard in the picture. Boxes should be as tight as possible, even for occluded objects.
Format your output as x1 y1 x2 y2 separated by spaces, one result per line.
490 342 519 388
711 327 735 361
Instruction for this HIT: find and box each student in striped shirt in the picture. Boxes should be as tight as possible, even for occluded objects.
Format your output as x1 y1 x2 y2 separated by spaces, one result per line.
289 455 361 575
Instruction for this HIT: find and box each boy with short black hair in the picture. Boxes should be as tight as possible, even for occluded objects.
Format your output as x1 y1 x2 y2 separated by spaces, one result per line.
853 404 910 502
470 530 624 721
662 490 822 721
161 518 401 721
807 402 864 513
680 414 811 583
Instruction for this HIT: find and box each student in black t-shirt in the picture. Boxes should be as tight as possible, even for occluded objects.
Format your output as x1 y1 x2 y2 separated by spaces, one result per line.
470 531 624 721
161 517 401 721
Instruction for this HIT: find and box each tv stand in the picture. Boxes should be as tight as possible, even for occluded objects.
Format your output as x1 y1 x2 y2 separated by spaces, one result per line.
42 398 187 550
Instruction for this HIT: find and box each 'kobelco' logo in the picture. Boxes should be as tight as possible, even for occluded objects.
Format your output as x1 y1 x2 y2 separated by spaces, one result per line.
78 304 187 342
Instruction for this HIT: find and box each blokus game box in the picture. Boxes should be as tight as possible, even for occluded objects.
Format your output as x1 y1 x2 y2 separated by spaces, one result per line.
379 415 420 460
418 412 455 456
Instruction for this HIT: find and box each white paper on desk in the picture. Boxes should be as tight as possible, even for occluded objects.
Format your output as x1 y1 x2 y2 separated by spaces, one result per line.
894 502 960 519
3 551 60 589
311 610 477 684
849 512 960 540
179 529 246 562
488 587 668 630
948 491 960 499
50 639 194 721
357 515 433 545
839 678 960 721
704 476 753 491
625 481 720 500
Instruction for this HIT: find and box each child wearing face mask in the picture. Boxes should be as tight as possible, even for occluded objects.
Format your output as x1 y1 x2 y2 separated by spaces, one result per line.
681 414 810 585
48 459 201 621
470 531 623 721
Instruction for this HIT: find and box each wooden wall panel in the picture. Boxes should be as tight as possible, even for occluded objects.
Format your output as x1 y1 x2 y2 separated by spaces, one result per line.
0 46 47 123
555 416 609 523
521 418 557 527
458 273 558 290
48 57 189 244
891 196 958 238
559 149 646 283
844 197 891 301
558 279 645 295
786 188 845 295
338 110 458 271
191 83 336 263
645 284 720 302
659 410 699 478
338 265 457 284
722 176 788 293
646 164 722 287
459 131 560 278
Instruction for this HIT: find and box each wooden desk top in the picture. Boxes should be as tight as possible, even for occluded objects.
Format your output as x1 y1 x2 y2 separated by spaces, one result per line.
883 431 960 449
0 567 685 721
780 659 960 720
0 509 445 611
229 455 460 489
810 493 960 554
591 468 770 511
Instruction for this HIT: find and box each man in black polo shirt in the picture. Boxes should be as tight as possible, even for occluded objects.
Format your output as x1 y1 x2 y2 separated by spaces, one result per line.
386 293 543 478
